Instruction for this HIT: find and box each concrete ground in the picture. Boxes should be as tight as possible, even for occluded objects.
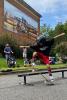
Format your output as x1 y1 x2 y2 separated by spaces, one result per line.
0 72 67 100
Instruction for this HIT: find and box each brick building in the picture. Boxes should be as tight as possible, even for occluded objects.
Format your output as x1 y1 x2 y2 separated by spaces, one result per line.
0 0 41 45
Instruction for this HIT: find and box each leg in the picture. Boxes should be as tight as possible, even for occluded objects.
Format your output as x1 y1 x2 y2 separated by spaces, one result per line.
43 56 54 81
23 56 27 66
31 52 37 71
5 54 10 65
23 52 29 66
47 64 54 81
37 52 54 81
47 64 52 76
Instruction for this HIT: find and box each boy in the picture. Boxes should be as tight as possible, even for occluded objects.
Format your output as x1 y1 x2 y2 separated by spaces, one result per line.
20 33 65 81
22 47 29 65
30 33 65 80
30 36 54 80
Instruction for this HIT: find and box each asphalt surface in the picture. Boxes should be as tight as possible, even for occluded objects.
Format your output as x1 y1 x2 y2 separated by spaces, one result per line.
0 72 67 100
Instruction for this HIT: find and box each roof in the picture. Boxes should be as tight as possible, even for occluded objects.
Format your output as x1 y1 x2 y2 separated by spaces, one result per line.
16 0 41 17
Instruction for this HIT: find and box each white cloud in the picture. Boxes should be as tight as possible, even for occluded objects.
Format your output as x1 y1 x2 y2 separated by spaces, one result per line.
54 16 62 22
25 0 56 13
62 0 67 6
62 0 67 11
24 0 65 14
24 0 67 26
54 14 67 24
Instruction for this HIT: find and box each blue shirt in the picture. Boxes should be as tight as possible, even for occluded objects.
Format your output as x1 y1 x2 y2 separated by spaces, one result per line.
4 47 12 55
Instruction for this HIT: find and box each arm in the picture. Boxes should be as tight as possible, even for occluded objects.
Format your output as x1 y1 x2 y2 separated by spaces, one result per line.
19 46 30 48
20 44 38 51
46 33 65 46
54 33 65 39
4 50 10 54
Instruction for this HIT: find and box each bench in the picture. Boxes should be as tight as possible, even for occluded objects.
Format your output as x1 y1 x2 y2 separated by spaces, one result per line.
18 68 67 85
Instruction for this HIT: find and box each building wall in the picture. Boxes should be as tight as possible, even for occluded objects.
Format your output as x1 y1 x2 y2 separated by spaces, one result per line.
0 0 40 45
7 0 40 31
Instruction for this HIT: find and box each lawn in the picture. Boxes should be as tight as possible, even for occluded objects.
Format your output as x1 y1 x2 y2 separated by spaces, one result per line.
0 57 67 72
0 58 24 69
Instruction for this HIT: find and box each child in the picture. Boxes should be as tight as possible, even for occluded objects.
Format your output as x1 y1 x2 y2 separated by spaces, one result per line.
30 36 54 80
20 33 65 80
22 47 28 65
30 33 65 80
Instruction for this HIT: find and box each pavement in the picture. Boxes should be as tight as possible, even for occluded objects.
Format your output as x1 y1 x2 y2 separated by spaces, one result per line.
0 72 67 100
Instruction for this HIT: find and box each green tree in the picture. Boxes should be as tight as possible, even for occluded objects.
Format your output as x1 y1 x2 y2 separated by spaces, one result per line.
40 24 53 37
64 21 67 33
54 42 67 55
54 22 64 35
40 24 47 33
63 21 67 41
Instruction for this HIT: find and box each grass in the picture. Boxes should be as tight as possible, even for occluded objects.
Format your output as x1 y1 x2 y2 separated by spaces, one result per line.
0 57 24 69
0 58 7 69
0 57 67 72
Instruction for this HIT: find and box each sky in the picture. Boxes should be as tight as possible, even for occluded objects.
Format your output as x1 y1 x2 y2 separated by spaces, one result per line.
24 0 67 28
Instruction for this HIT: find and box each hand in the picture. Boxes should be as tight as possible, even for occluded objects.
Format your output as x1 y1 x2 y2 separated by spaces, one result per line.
11 51 13 54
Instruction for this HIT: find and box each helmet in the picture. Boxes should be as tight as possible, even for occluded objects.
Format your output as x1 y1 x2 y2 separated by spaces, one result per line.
37 35 46 46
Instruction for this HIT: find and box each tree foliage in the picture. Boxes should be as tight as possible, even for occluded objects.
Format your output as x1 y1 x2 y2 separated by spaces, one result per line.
54 42 67 55
40 21 67 56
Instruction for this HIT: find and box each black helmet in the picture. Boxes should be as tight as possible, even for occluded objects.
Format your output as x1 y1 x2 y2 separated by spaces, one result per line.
37 35 46 46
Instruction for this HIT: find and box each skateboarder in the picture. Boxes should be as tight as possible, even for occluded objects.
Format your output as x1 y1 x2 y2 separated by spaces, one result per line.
20 33 65 81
